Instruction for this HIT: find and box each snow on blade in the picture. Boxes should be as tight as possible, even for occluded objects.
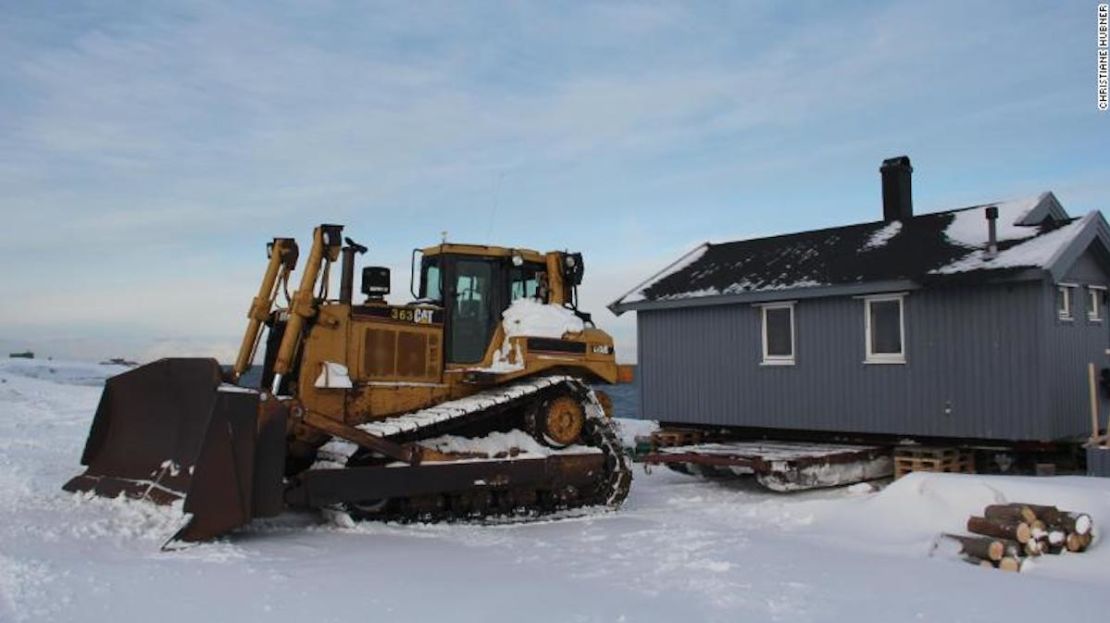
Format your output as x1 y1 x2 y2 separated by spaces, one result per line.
862 220 902 251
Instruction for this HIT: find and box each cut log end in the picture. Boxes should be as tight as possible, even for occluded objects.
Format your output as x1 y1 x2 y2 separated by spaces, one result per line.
1015 523 1031 543
942 533 1007 562
987 541 1004 561
998 557 1022 572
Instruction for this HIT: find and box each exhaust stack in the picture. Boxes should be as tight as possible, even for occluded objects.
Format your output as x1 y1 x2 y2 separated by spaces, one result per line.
986 206 999 258
880 156 913 222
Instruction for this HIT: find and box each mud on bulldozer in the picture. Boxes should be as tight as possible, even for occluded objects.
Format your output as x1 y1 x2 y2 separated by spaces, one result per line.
64 225 632 543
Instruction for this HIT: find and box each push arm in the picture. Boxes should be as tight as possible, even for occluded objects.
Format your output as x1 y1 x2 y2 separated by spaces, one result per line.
231 238 298 382
270 224 343 393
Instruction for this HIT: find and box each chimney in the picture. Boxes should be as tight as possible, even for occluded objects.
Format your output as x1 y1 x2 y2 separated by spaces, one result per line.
985 206 999 258
880 156 913 222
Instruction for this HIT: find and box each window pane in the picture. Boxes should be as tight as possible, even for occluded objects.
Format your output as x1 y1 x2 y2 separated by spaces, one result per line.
765 308 793 357
870 300 902 354
1089 290 1100 317
1058 287 1070 316
509 265 542 302
422 263 441 300
449 260 494 363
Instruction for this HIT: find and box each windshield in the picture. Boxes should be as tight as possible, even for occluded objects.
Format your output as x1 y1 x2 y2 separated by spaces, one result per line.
509 262 546 302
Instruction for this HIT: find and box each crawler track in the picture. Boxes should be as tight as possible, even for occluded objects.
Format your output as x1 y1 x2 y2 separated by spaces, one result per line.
306 376 632 524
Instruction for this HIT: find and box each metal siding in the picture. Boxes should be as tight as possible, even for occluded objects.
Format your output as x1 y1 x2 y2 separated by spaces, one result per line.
637 281 1070 440
1042 247 1110 439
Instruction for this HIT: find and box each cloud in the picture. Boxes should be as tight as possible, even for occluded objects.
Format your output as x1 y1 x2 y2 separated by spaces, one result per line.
0 1 1104 362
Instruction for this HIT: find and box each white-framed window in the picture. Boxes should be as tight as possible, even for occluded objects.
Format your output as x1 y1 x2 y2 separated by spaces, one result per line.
759 302 795 365
864 294 905 364
1089 286 1106 322
1057 284 1075 321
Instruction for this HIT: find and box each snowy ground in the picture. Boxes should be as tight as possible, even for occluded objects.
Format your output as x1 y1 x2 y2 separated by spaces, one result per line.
3 359 1110 623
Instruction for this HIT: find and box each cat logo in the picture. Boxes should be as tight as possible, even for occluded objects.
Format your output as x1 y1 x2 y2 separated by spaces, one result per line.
390 308 436 324
591 344 612 355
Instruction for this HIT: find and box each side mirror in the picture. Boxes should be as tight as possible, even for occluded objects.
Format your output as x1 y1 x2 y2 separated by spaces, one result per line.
361 266 391 297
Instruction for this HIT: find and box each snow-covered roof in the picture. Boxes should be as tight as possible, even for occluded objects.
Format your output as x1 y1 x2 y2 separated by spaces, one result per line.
611 192 1110 313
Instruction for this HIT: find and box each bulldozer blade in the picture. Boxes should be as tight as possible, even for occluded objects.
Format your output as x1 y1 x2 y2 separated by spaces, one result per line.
63 358 286 543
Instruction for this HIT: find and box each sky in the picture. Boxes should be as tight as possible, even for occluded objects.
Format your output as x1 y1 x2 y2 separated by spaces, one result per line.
0 0 1107 363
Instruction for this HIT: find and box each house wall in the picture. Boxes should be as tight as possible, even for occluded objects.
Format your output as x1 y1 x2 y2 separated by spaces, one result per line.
1041 245 1110 439
637 279 1093 441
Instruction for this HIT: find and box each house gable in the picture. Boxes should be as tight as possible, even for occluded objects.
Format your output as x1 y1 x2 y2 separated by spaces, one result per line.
1043 214 1110 283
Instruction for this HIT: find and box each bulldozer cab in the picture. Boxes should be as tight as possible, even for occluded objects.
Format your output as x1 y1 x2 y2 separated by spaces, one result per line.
416 245 550 364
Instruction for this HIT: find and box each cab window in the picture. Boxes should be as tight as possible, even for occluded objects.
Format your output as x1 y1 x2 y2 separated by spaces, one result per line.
509 263 545 302
421 260 441 301
448 259 495 363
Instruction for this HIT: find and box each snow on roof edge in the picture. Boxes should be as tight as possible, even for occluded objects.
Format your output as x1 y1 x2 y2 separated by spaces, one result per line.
610 242 711 311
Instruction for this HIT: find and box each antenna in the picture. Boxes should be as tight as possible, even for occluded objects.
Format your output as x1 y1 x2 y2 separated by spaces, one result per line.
485 171 506 240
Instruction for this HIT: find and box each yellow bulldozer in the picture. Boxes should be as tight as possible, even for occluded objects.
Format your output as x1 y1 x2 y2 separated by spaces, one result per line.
64 224 632 542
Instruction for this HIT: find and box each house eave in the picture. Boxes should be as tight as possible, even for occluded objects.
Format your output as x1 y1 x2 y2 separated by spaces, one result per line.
610 280 921 314
610 268 1055 315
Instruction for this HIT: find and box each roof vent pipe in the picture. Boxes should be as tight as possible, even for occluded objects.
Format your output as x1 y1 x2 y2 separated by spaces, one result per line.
880 156 913 222
985 206 999 259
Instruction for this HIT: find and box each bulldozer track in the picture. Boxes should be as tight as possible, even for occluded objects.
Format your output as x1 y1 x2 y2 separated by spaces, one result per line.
310 375 576 470
309 375 632 524
362 375 577 438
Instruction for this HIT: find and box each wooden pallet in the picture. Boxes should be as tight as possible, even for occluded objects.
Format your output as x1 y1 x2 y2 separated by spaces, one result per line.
894 446 975 479
650 428 705 450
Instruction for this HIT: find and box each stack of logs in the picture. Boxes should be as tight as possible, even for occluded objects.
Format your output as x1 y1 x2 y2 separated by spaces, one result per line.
943 503 1094 572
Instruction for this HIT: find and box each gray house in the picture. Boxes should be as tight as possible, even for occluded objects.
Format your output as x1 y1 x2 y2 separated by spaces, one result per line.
610 158 1110 444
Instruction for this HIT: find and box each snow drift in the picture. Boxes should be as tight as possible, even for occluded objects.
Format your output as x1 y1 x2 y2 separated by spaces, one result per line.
4 358 1110 622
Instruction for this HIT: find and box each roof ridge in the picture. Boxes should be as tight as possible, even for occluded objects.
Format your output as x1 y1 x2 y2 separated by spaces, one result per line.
709 191 1054 248
608 190 1091 314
